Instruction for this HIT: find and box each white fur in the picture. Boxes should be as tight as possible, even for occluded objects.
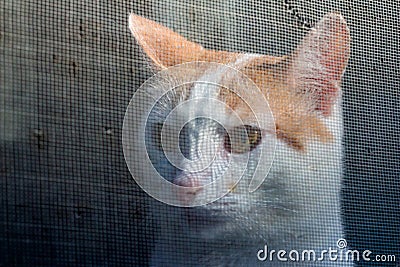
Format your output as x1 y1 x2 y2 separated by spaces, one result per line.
148 80 351 266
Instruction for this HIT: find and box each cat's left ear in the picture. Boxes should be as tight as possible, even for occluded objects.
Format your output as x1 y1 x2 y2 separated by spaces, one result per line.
290 13 350 116
129 14 207 69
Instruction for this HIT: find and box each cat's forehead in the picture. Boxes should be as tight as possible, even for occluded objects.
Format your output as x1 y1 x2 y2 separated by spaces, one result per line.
173 54 333 150
182 54 279 123
177 55 271 128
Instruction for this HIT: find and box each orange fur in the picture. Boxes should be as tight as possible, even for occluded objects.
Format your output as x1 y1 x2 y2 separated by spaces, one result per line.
129 14 241 68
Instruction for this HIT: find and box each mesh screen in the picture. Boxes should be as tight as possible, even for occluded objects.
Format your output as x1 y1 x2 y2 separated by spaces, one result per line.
0 1 399 266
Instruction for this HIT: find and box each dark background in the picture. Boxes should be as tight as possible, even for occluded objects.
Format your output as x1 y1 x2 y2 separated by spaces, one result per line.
1 0 399 266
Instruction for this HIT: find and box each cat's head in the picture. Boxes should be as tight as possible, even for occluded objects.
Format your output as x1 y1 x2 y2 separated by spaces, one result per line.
127 13 350 233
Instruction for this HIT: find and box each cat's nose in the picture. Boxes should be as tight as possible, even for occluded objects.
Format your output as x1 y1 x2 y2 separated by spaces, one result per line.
174 175 203 205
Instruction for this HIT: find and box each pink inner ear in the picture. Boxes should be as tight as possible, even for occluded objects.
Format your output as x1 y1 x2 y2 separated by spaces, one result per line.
314 78 339 116
292 13 350 116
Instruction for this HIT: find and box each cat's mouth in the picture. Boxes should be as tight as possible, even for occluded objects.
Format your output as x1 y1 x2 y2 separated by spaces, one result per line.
183 201 235 229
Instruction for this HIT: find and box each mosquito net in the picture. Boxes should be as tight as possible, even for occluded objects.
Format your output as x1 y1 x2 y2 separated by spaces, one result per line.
0 1 398 266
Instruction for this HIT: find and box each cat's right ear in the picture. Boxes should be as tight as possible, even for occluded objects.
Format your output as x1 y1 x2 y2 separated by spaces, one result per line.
129 14 209 69
289 13 350 116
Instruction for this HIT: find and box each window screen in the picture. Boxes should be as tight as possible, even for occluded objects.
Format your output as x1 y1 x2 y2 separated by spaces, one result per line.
0 1 398 266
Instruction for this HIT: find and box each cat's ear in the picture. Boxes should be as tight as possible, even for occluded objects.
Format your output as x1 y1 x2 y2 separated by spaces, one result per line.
129 14 235 69
129 14 204 69
290 13 350 116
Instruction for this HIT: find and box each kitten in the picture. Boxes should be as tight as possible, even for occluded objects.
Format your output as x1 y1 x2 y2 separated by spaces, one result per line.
128 12 351 266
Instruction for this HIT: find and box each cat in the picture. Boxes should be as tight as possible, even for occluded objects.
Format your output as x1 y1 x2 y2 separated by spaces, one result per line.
127 12 351 266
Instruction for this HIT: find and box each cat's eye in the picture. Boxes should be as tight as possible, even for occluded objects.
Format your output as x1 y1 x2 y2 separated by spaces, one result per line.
224 125 262 154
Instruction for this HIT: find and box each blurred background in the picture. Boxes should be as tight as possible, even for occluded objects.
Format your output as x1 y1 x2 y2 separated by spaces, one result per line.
1 0 399 266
